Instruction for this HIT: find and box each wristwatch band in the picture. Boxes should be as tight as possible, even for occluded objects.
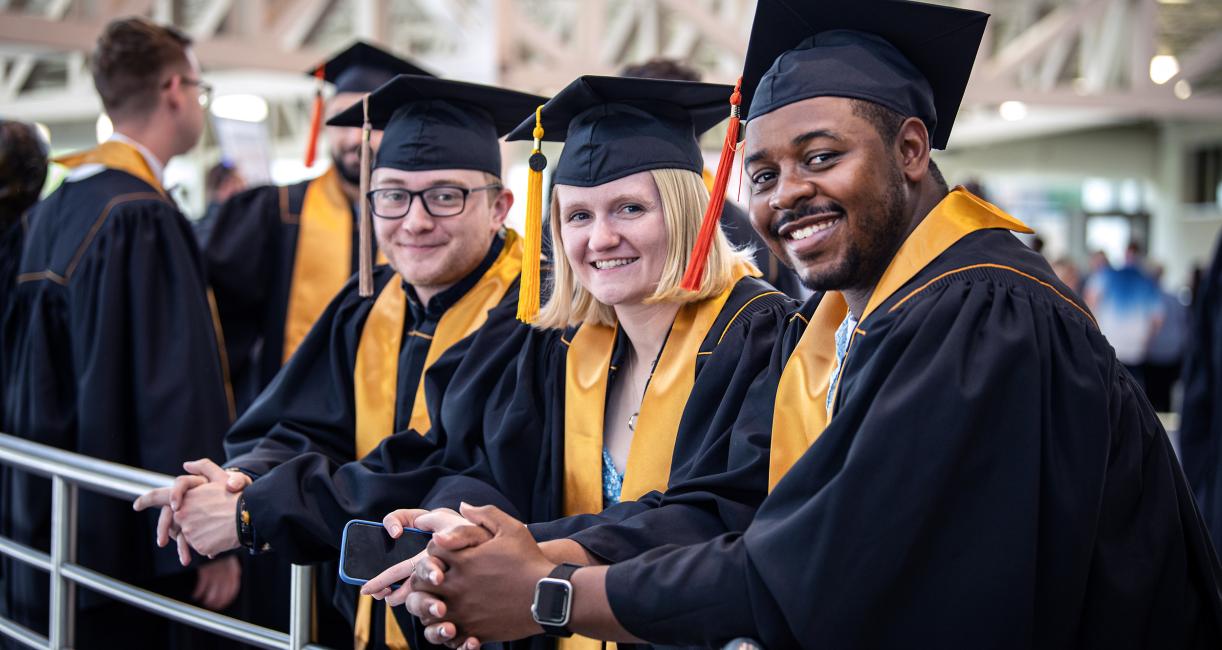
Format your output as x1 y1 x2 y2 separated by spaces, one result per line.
537 562 581 637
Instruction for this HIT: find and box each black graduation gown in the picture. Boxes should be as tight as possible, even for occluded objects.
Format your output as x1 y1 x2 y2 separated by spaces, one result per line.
1 167 232 643
0 214 26 424
605 229 1222 649
204 178 364 413
1181 230 1222 556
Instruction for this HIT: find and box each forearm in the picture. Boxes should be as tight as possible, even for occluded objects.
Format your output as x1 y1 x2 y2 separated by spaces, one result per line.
538 539 602 566
567 565 643 642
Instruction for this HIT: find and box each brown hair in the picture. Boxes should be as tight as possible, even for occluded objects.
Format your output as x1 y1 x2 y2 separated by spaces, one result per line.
90 17 192 120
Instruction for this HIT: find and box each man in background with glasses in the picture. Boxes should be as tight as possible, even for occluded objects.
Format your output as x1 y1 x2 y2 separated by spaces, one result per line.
135 74 546 649
2 16 236 648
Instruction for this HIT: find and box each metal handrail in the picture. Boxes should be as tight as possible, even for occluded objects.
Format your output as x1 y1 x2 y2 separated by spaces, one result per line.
0 431 327 649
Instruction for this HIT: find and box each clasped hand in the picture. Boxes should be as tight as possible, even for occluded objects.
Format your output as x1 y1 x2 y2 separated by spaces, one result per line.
361 503 557 649
132 458 249 563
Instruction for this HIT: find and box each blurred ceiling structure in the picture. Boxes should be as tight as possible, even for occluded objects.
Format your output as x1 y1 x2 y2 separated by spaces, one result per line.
0 0 1220 147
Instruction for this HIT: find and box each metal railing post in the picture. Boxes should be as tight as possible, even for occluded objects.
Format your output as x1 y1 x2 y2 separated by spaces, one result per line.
288 563 314 650
48 476 71 649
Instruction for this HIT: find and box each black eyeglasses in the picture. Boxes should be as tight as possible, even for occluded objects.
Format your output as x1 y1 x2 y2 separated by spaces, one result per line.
165 76 213 106
367 183 502 219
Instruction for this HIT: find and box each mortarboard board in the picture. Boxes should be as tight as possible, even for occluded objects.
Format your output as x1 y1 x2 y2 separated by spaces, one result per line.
303 42 434 167
325 75 548 298
310 41 434 95
740 0 989 150
504 75 737 319
328 74 548 177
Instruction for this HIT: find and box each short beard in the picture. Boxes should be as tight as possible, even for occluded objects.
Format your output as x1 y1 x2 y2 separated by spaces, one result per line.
332 148 362 186
797 163 909 295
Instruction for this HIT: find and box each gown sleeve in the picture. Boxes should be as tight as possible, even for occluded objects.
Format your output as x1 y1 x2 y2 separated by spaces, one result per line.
606 273 1222 648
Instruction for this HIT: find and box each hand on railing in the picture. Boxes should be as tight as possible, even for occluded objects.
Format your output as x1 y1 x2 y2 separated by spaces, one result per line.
194 554 243 611
133 457 250 564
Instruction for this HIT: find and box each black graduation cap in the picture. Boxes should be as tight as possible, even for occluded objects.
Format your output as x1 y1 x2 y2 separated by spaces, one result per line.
741 0 988 149
505 75 734 187
309 41 433 95
327 74 549 177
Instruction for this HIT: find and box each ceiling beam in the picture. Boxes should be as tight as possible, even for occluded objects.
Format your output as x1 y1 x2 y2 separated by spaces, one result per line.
656 0 746 60
981 0 1110 82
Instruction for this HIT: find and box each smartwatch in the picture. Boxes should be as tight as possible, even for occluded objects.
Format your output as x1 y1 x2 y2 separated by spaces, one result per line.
532 563 580 637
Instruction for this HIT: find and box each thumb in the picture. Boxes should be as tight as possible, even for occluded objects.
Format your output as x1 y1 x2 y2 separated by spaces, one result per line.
226 472 250 492
458 502 515 536
183 458 229 483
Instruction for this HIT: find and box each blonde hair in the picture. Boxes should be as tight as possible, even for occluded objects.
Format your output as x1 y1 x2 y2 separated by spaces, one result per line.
533 168 755 329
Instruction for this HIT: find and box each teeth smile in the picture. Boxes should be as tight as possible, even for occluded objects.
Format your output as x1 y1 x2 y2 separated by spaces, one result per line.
593 258 637 270
788 217 841 241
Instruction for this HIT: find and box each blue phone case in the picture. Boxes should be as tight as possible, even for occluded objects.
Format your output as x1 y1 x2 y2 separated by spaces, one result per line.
338 519 431 587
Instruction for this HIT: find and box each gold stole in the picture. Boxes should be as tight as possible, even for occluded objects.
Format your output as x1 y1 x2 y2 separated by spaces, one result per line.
54 140 165 196
54 141 237 422
559 264 752 650
352 230 524 650
767 189 1034 490
282 167 356 362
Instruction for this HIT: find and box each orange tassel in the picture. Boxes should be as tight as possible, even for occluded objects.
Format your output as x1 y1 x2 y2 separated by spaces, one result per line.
304 67 325 167
680 77 742 292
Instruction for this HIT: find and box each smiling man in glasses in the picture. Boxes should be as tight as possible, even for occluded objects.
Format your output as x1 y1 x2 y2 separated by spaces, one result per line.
3 16 236 646
134 74 547 648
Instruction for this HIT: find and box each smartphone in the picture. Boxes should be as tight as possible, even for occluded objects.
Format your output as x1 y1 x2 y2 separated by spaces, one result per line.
338 519 432 587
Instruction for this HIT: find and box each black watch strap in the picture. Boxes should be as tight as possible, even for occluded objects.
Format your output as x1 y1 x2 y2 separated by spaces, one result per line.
538 563 581 637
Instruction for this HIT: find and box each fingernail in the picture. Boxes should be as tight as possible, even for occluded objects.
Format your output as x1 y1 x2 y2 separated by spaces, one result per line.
390 524 400 535
440 627 452 639
429 571 439 584
429 603 441 617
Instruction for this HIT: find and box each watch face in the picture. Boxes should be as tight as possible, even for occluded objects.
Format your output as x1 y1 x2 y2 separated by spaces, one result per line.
533 578 572 626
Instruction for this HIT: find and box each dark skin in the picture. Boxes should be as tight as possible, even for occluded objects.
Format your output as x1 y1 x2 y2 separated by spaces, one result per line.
394 96 948 645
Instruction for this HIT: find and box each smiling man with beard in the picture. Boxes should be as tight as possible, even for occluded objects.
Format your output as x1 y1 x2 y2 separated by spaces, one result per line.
394 1 1222 647
205 42 431 414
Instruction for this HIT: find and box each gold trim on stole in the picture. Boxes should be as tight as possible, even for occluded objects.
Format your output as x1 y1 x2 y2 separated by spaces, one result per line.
352 230 524 650
282 167 355 363
767 188 1034 490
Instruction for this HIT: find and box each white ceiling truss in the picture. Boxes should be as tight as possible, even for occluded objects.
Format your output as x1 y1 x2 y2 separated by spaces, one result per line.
0 0 1220 147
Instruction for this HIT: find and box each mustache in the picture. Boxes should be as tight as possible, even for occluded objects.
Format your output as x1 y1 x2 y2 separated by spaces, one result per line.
771 201 846 237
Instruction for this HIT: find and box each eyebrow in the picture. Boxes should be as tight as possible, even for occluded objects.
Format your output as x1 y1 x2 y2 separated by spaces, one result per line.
792 129 842 147
745 129 844 168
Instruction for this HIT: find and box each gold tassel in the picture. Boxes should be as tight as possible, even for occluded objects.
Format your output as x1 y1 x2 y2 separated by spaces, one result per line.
358 93 374 298
517 105 547 323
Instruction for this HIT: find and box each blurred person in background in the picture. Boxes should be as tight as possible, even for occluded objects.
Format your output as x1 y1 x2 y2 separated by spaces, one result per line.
1085 242 1163 387
0 120 49 430
192 159 245 247
620 57 806 299
1181 230 1222 557
1144 263 1188 412
1 17 235 647
205 42 430 414
1051 257 1082 294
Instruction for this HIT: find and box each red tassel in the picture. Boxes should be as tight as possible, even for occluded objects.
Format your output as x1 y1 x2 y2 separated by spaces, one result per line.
303 67 326 167
680 77 742 292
